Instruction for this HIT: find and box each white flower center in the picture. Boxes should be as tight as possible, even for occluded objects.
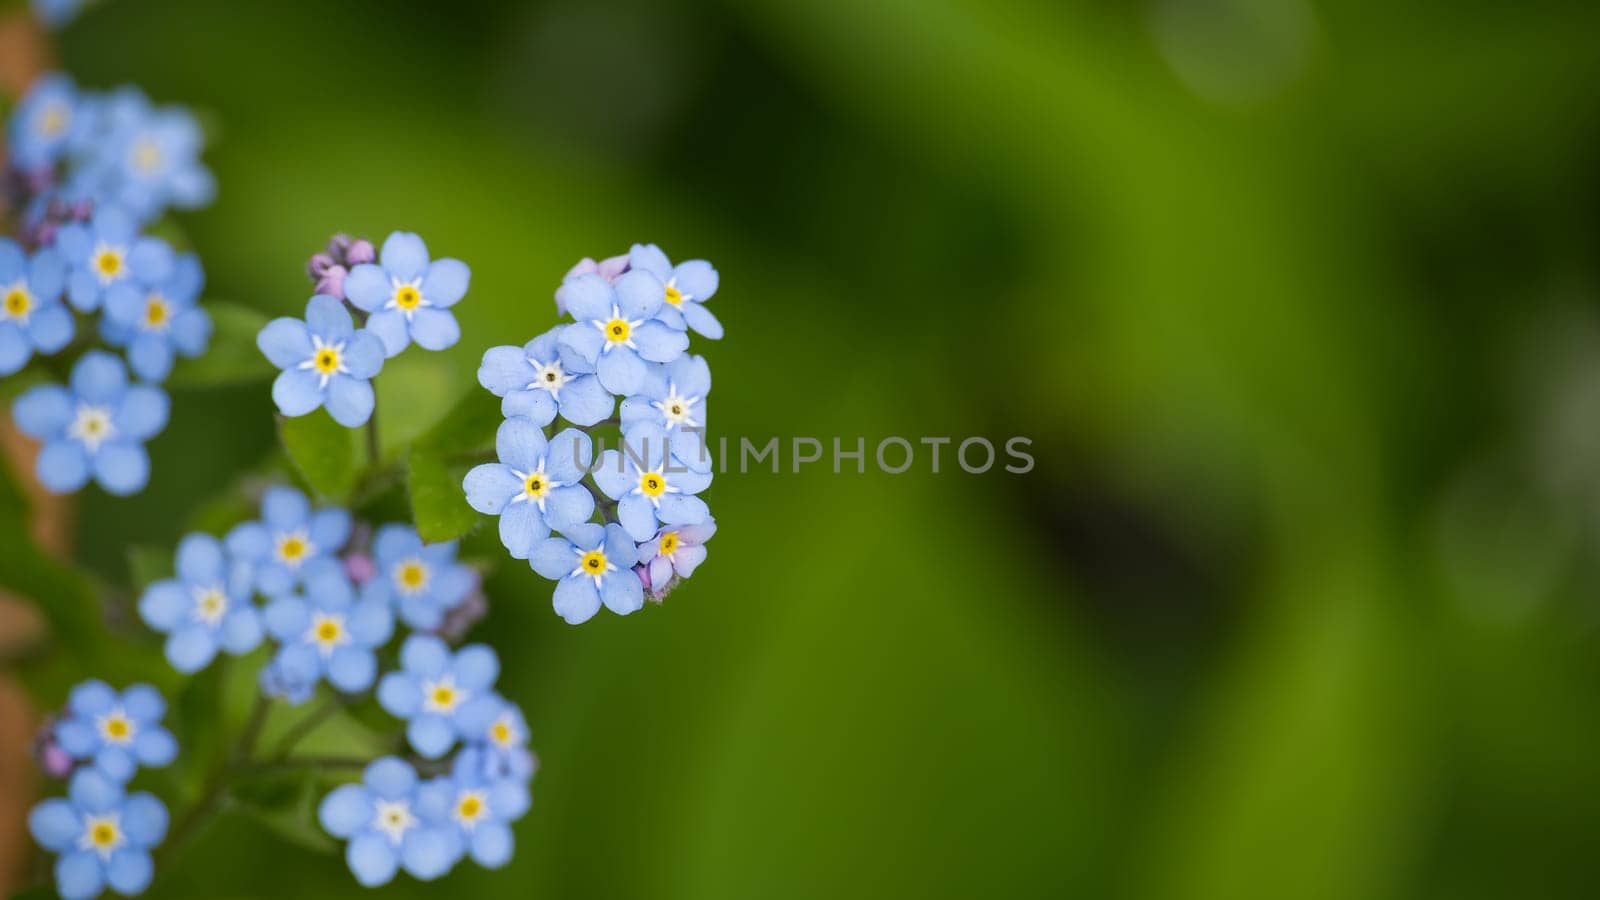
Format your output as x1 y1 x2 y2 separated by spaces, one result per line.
386 278 428 320
652 383 700 429
305 612 349 657
68 405 116 453
633 467 678 508
140 294 171 331
371 799 416 845
453 790 490 831
298 334 348 389
274 530 315 568
79 814 125 860
571 547 615 587
525 357 569 398
592 303 643 352
421 675 468 714
512 462 559 513
489 714 519 748
96 708 136 745
38 103 69 138
192 584 228 626
91 242 127 285
392 558 431 596
131 137 164 175
2 281 34 323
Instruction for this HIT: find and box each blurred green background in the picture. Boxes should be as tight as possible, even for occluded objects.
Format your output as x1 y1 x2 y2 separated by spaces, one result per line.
12 0 1600 897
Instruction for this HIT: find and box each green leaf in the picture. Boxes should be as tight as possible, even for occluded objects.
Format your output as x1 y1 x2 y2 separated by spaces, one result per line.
233 772 341 855
0 453 105 662
167 301 275 388
279 412 362 502
127 544 174 590
406 388 501 543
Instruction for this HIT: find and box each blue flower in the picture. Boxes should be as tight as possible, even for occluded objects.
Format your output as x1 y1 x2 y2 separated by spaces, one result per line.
528 523 643 624
460 698 538 782
0 238 72 376
359 524 476 631
627 243 723 339
377 635 501 759
137 532 263 673
28 769 168 900
102 252 210 382
414 758 532 871
318 757 461 886
262 558 393 700
463 417 594 560
344 232 469 357
224 485 352 595
476 326 614 427
257 295 385 427
88 91 214 222
54 206 175 312
636 518 716 594
7 74 87 169
591 423 712 542
12 351 168 495
52 681 177 783
555 271 688 396
619 353 711 471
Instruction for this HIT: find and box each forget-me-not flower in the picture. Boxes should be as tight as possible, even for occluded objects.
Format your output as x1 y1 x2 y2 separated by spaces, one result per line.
463 418 594 560
257 294 385 427
137 532 263 673
225 485 352 595
627 243 722 339
377 635 501 759
592 423 712 542
318 757 461 886
415 758 531 870
89 92 214 222
52 681 177 783
460 699 538 782
103 252 210 382
28 768 168 900
0 238 72 376
262 558 392 698
54 206 174 312
359 524 476 631
12 351 169 495
636 518 716 594
555 271 688 396
528 523 643 624
8 74 87 169
344 231 469 357
477 326 613 426
619 353 710 471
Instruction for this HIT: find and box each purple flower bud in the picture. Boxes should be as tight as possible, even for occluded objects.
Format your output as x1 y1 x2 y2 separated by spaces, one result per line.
345 239 376 266
307 252 337 279
344 552 375 585
632 562 652 593
32 719 74 779
595 253 630 282
436 581 488 642
314 264 348 300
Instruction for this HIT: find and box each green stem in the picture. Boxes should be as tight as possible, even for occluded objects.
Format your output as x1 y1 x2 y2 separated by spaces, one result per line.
264 693 340 760
156 695 273 867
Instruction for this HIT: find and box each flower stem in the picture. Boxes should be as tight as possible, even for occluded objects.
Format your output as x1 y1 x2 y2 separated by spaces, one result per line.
365 381 381 466
156 695 273 868
263 693 340 760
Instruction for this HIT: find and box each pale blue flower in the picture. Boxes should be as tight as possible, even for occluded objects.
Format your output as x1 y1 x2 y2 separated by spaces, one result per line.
527 523 643 624
261 558 392 701
225 485 351 595
12 351 168 495
102 252 210 382
344 232 469 357
359 524 476 631
137 532 262 673
318 757 461 887
86 89 214 222
52 681 177 783
636 518 716 595
463 417 594 560
459 698 537 782
555 271 688 395
627 243 723 339
619 353 710 471
7 73 87 169
257 294 385 427
476 326 613 427
0 238 72 375
54 206 174 312
591 422 712 542
377 635 501 759
414 758 531 871
29 769 168 900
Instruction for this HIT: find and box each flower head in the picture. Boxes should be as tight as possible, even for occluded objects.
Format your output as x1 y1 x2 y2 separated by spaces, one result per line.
257 294 385 427
8 74 87 170
261 557 392 699
555 254 629 313
137 533 263 673
87 89 214 222
528 523 643 624
413 756 532 870
555 271 688 395
591 423 713 542
627 243 722 339
636 518 716 598
318 757 461 887
225 485 352 595
29 769 169 900
463 418 595 560
460 698 538 782
51 681 176 783
619 353 711 469
343 231 469 357
476 326 614 427
359 524 476 631
377 635 501 759
102 252 210 382
54 206 175 312
12 351 168 495
0 238 72 376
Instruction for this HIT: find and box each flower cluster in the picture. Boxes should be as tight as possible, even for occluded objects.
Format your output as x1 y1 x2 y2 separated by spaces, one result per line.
28 681 176 899
470 244 721 621
4 73 216 496
258 232 469 427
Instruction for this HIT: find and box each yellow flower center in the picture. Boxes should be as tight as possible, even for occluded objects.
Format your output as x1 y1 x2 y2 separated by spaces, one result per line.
394 284 421 310
432 685 456 707
99 712 134 744
490 719 513 746
580 549 608 574
604 318 630 342
659 532 679 555
132 138 163 174
40 104 68 137
456 793 485 821
523 473 547 497
313 616 343 645
663 284 684 306
276 533 311 564
142 295 170 329
195 586 228 623
91 821 118 846
3 287 31 318
313 347 341 374
94 249 124 280
395 559 429 593
639 472 666 497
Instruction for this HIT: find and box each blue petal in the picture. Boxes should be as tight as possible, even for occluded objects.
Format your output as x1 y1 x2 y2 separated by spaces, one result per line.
308 507 352 552
407 714 454 758
553 576 602 624
342 331 385 378
305 294 354 341
120 684 164 722
410 307 460 351
170 308 212 356
613 270 664 321
659 493 710 527
219 607 264 654
452 645 499 692
343 263 388 312
528 537 577 580
627 243 672 279
128 238 174 284
542 484 594 530
54 851 105 900
673 259 719 302
401 634 451 677
554 274 613 322
327 647 376 693
325 374 375 427
596 347 646 395
558 320 604 364
477 345 534 396
365 308 410 357
262 486 310 528
0 323 28 375
69 679 116 717
380 232 430 282
546 427 594 483
401 825 462 880
364 756 418 800
13 385 74 437
166 626 218 673
114 385 169 441
682 301 723 339
138 580 186 631
103 283 144 328
373 523 421 561
121 792 168 845
262 596 310 641
591 451 632 499
347 832 400 887
175 532 224 582
91 441 150 496
28 799 80 851
603 523 639 566
36 440 91 493
95 745 136 782
71 350 127 403
318 784 372 838
555 374 612 426
105 849 153 895
463 463 521 515
617 494 657 542
495 416 548 473
378 672 422 718
133 728 177 766
56 720 96 756
257 317 312 369
27 304 74 353
497 500 547 560
66 270 100 312
271 368 325 417
421 258 470 308
631 321 688 363
347 598 393 646
502 389 557 425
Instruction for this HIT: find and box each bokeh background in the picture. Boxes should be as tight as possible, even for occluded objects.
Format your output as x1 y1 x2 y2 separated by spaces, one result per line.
4 0 1600 897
